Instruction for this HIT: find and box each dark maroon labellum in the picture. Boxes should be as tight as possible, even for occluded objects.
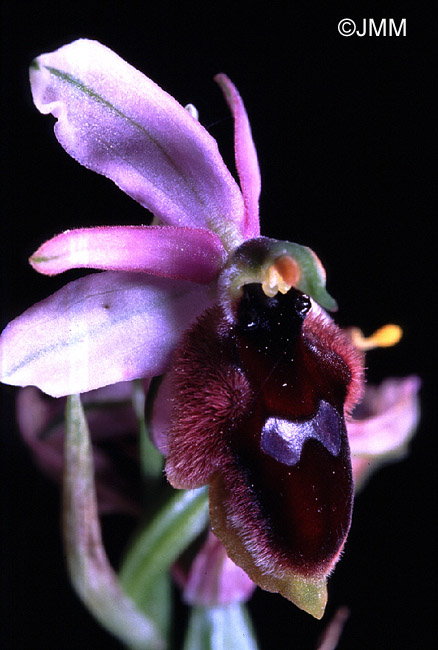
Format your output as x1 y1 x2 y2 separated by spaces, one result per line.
229 284 353 574
166 281 358 598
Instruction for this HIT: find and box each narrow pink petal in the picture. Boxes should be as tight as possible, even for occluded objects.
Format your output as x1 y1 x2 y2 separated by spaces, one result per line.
30 40 245 250
30 225 226 283
16 386 142 516
348 376 421 456
148 372 173 455
182 532 256 606
215 74 261 239
348 376 421 490
351 457 374 489
0 271 214 397
316 606 350 650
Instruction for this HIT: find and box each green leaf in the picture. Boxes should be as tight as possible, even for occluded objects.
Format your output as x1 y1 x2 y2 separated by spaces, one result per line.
182 603 260 650
119 487 209 604
135 572 172 641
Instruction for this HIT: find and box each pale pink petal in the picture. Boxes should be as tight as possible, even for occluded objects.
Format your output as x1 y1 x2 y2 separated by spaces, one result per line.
0 271 214 397
215 74 261 239
30 40 245 250
348 376 420 455
30 225 226 283
177 532 256 606
17 387 65 479
351 457 374 489
316 606 350 650
16 385 142 516
348 376 421 489
148 372 174 455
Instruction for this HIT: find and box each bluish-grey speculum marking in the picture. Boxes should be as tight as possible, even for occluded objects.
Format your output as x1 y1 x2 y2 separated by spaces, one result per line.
261 400 342 466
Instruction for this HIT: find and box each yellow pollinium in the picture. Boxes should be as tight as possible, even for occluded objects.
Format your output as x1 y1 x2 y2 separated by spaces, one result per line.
261 255 301 298
351 324 403 351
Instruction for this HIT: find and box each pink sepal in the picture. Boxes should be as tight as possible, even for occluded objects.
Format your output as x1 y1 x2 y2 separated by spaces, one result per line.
30 39 245 249
0 271 214 396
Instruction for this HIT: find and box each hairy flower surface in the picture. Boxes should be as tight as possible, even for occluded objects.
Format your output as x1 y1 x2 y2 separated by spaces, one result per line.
0 39 420 620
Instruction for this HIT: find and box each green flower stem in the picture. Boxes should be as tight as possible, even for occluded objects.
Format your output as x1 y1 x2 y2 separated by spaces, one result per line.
119 487 209 604
63 394 164 650
182 603 260 650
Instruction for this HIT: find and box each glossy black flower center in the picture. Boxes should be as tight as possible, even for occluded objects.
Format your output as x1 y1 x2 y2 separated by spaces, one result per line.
236 283 311 352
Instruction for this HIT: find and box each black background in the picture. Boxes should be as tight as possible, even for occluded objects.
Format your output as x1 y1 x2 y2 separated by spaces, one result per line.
1 1 435 648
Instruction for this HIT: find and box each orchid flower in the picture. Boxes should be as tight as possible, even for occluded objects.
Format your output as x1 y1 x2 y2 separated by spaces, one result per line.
0 38 420 646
